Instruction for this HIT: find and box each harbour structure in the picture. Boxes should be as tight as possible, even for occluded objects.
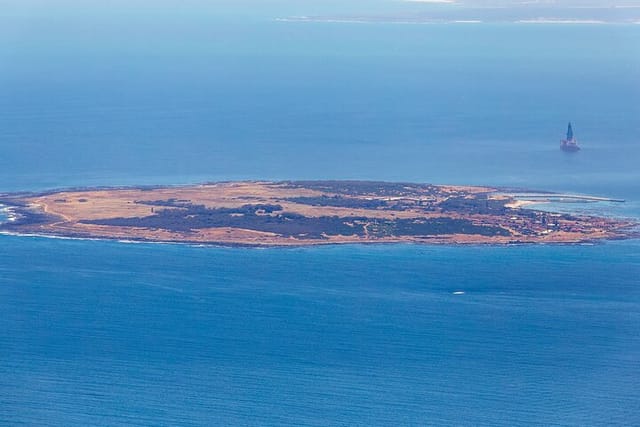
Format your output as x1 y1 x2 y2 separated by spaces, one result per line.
561 122 580 152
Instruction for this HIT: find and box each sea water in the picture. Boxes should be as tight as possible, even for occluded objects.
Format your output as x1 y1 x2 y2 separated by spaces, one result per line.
0 18 638 196
1 5 639 426
1 237 639 426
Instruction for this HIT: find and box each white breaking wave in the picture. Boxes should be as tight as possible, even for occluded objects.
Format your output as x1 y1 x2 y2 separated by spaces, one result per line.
0 205 19 223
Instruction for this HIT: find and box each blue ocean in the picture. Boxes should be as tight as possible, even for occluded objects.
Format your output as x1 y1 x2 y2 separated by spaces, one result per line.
1 3 639 425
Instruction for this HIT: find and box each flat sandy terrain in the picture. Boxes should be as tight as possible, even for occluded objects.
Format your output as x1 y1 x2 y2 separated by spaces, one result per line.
0 181 634 246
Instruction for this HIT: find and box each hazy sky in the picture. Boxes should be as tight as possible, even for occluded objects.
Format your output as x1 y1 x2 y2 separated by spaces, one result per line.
2 1 640 19
422 0 640 5
0 0 638 45
4 0 640 12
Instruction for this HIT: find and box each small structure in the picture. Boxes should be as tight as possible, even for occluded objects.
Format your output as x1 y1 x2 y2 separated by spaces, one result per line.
560 122 580 152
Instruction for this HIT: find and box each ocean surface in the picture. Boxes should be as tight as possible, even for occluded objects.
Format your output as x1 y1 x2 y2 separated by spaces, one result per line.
1 6 639 426
1 238 639 426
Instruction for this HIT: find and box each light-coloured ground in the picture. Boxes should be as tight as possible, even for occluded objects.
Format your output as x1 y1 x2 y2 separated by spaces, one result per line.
5 181 633 246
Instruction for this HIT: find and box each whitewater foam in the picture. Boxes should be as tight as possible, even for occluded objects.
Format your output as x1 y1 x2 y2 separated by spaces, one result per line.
0 205 19 223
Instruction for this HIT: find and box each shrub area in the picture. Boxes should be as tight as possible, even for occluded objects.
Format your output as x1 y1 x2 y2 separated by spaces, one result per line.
81 201 510 239
286 196 388 209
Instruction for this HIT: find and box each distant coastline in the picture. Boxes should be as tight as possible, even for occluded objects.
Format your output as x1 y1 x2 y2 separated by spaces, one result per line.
0 181 635 248
275 16 637 25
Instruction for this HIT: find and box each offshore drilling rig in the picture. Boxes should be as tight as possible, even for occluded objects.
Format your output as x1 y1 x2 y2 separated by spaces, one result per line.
560 122 580 152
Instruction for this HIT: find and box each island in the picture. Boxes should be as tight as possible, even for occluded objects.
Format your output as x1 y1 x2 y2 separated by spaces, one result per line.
0 181 635 247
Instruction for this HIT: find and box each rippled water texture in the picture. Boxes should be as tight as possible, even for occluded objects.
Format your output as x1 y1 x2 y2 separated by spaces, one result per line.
1 238 639 425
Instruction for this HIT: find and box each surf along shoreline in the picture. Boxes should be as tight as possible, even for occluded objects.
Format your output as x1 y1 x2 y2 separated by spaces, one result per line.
0 181 636 248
